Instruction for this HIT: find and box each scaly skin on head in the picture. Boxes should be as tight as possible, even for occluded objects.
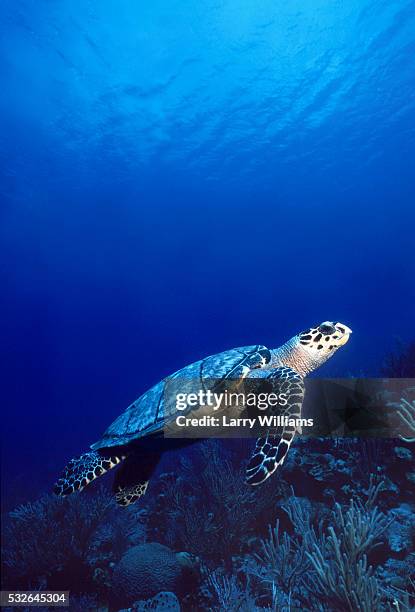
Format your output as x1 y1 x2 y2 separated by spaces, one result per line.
271 321 352 376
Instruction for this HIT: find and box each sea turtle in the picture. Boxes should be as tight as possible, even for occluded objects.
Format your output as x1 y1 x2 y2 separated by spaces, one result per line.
54 321 352 505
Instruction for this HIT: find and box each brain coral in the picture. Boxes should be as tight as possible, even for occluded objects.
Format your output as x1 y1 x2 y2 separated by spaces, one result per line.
111 543 197 606
134 591 180 611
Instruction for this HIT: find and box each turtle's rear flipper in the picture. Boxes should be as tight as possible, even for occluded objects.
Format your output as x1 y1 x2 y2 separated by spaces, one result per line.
113 450 160 506
54 450 124 496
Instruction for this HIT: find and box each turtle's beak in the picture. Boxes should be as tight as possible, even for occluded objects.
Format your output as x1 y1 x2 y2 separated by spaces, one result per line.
336 323 352 346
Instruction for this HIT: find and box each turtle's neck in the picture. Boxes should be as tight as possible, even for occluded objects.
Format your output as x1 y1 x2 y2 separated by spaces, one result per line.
270 336 323 377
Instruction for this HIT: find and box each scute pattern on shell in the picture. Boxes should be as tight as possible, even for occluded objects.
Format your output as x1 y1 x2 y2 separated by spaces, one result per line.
91 345 269 450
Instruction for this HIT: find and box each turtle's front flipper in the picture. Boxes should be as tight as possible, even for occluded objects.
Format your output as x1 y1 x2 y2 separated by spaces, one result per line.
113 450 161 506
244 366 305 485
246 431 293 485
54 451 125 496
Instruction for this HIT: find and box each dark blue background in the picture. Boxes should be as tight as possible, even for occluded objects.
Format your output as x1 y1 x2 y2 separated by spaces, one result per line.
1 0 414 506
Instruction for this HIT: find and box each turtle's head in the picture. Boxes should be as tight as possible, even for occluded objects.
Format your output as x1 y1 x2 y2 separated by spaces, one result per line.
297 321 352 367
273 321 352 375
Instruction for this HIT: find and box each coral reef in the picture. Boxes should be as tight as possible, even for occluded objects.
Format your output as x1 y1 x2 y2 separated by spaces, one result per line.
386 503 415 553
305 495 391 611
118 591 180 612
147 441 286 563
388 389 415 443
1 485 146 598
206 479 414 611
2 487 114 586
204 570 257 611
245 517 312 609
111 543 199 607
2 434 415 610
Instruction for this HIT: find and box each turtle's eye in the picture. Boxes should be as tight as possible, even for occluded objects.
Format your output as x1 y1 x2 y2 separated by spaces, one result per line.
318 323 335 334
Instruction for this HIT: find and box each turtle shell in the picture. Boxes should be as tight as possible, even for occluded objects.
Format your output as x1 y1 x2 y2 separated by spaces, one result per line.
90 345 270 450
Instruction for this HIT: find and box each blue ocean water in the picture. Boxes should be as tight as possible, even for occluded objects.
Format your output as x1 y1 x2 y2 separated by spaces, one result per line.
1 0 414 513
